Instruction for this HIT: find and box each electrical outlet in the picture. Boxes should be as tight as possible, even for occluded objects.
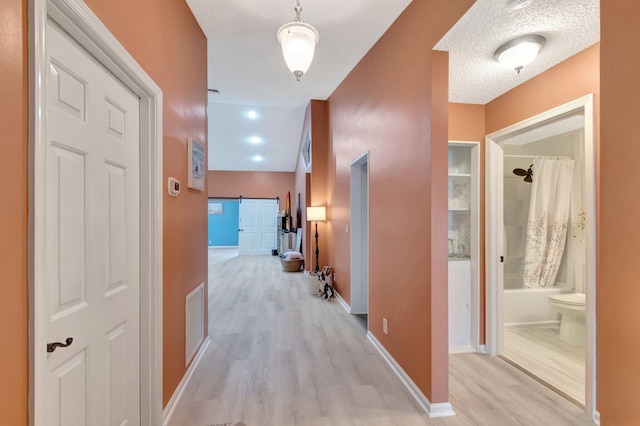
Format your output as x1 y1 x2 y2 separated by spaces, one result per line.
383 318 388 335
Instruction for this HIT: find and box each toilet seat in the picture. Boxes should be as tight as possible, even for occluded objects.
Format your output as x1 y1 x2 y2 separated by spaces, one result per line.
549 292 585 306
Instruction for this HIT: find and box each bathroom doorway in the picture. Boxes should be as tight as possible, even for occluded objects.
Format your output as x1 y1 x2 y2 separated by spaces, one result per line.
485 95 596 415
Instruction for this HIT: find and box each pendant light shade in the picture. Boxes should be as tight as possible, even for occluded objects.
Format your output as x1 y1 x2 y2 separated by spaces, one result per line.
495 35 546 74
277 1 319 81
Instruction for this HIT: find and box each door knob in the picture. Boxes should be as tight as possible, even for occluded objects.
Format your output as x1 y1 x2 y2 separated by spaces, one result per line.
500 256 504 263
47 337 73 353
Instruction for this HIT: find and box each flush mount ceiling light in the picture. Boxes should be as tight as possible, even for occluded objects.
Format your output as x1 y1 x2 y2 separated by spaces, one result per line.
276 0 319 81
495 35 546 74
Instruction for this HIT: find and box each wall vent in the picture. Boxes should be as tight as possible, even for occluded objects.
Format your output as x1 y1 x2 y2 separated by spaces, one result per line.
185 283 205 367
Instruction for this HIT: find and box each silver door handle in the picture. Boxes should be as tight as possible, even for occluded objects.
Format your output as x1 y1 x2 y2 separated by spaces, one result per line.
47 337 73 353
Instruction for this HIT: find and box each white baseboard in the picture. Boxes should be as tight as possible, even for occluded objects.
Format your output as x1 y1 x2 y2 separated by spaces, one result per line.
593 410 600 425
366 331 455 418
334 291 350 313
162 337 211 425
449 345 475 354
208 245 239 249
504 320 560 329
477 344 486 354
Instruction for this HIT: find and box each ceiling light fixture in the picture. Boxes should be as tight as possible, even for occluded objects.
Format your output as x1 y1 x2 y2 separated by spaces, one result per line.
248 136 263 144
276 0 319 81
495 35 546 74
252 155 264 162
246 110 258 119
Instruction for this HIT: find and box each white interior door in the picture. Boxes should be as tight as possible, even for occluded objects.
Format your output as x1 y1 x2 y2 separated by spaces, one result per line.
350 154 369 315
238 199 278 255
44 20 141 425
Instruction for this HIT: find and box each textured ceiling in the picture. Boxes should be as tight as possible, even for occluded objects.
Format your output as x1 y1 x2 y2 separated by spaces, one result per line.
435 0 600 104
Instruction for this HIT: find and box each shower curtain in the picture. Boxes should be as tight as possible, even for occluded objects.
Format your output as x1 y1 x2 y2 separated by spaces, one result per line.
523 157 575 288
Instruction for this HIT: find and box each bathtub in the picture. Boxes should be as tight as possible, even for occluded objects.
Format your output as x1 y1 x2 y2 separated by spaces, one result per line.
503 283 572 328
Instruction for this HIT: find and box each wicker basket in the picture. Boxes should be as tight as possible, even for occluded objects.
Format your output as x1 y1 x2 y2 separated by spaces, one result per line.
280 258 303 272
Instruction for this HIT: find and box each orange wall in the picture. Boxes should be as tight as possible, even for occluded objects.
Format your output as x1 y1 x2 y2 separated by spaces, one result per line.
486 44 600 134
61 0 209 408
449 103 486 142
600 1 640 423
207 170 294 208
0 0 28 423
326 0 474 402
309 101 330 271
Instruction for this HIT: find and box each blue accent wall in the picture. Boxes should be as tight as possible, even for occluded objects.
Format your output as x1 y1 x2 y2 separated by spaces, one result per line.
208 200 239 246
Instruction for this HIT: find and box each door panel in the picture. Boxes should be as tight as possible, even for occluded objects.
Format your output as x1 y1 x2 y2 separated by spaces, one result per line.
45 20 140 425
50 350 88 426
239 199 278 255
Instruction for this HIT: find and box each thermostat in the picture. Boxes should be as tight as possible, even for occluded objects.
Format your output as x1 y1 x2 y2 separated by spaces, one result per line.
168 177 180 197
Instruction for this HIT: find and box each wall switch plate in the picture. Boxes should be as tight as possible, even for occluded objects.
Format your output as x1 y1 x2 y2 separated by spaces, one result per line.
383 318 388 335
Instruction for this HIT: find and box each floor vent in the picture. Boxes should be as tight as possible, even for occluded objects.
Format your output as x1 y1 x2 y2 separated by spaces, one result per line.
185 283 205 367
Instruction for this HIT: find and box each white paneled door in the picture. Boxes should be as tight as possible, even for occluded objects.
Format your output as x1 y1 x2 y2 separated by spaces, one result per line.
44 20 140 425
238 199 278 255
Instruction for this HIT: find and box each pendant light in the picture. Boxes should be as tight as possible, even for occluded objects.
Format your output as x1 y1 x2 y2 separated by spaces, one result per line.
276 0 319 81
495 35 546 74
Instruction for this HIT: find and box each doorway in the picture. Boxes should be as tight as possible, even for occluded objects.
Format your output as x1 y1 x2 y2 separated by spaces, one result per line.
31 1 163 424
485 95 596 415
350 153 369 328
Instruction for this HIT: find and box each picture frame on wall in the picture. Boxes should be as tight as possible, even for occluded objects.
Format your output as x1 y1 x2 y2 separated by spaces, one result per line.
208 202 222 215
188 137 205 191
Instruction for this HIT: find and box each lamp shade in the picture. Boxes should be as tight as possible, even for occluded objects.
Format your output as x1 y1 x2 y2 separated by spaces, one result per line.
277 22 319 81
495 35 545 73
306 206 326 222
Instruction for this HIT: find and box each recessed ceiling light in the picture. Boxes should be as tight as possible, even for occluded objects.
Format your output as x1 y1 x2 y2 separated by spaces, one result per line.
248 136 263 144
252 155 264 162
246 110 258 119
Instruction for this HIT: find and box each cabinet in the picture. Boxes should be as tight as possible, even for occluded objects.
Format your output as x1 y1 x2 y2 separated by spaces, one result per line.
448 142 479 353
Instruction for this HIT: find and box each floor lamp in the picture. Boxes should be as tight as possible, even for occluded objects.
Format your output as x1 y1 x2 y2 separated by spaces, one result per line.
306 206 326 273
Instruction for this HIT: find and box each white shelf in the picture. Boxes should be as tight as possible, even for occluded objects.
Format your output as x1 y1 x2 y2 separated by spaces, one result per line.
448 173 471 182
448 207 470 212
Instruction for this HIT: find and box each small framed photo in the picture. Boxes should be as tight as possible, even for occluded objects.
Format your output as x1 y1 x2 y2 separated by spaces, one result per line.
188 138 205 191
208 202 222 215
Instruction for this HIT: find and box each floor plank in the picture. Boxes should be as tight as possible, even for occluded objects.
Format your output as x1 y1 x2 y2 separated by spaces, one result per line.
168 249 593 425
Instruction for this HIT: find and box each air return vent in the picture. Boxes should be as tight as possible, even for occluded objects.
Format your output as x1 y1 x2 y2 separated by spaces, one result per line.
185 283 205 367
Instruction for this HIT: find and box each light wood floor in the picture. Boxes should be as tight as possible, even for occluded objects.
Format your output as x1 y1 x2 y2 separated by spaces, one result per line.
503 327 586 406
167 249 593 425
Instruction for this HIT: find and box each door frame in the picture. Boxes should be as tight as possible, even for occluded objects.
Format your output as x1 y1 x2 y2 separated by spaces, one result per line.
485 94 596 416
350 152 369 315
29 0 164 424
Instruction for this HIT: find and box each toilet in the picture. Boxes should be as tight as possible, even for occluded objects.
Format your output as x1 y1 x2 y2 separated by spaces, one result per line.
548 292 586 347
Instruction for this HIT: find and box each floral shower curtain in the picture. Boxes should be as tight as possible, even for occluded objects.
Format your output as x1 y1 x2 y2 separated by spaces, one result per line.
523 157 575 288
